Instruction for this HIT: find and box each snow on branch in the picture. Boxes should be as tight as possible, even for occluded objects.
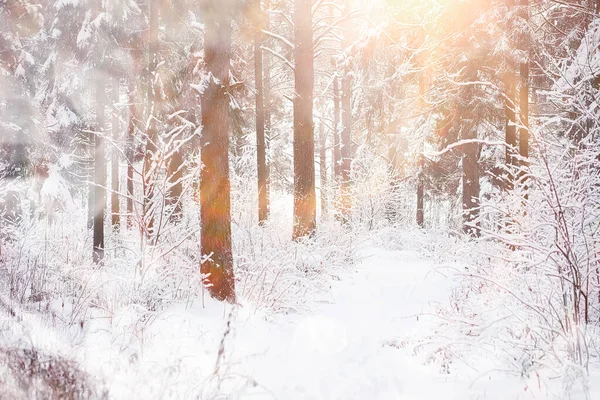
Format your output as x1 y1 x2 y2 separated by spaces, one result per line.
424 139 508 160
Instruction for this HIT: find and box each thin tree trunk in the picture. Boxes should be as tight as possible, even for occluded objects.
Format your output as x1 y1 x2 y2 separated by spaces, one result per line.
340 66 352 223
333 75 341 180
87 129 94 230
319 122 327 218
111 76 120 229
167 147 183 220
416 155 424 227
504 71 517 190
518 0 529 193
461 63 480 237
255 0 269 224
292 0 316 240
126 80 135 229
93 79 106 263
200 0 235 303
330 3 340 181
143 0 159 238
263 5 272 219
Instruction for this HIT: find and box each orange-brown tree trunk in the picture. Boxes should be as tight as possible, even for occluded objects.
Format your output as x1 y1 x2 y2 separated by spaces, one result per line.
255 0 269 225
518 0 529 188
292 0 316 239
461 63 480 237
200 0 236 303
504 71 517 190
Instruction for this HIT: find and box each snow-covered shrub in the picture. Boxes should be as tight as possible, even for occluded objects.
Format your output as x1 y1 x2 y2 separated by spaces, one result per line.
409 136 600 395
229 148 359 315
349 145 408 231
0 346 105 400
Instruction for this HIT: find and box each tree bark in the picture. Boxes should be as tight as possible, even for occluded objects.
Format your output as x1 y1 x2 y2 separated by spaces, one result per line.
93 79 106 263
111 76 120 229
167 146 183 220
504 71 517 190
143 0 159 238
292 0 316 240
461 62 480 237
340 67 352 223
416 155 424 227
126 79 136 229
319 122 327 218
200 0 235 303
333 75 341 180
518 0 529 188
255 0 269 225
87 129 94 230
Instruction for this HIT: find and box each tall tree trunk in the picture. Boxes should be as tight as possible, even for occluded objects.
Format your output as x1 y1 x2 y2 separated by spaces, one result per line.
461 63 480 237
255 0 269 224
416 155 424 227
504 71 517 190
319 122 327 218
93 79 106 263
333 75 341 180
340 67 352 223
292 0 316 239
519 0 529 185
126 79 136 229
87 130 94 230
111 76 120 229
330 4 341 181
200 0 235 303
263 6 271 219
143 0 159 239
416 26 426 226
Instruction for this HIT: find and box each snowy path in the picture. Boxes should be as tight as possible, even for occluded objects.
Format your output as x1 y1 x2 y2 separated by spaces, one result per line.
234 247 469 400
99 246 541 399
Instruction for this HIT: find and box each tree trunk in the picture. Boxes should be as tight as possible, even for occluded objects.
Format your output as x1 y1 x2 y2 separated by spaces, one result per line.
200 0 235 303
93 79 106 264
167 147 183 220
461 64 480 238
126 79 135 229
333 75 341 180
319 122 327 218
340 67 352 223
143 0 159 239
292 0 316 240
87 129 94 230
518 0 529 194
255 0 269 225
263 6 272 219
416 155 424 227
504 71 517 190
111 76 120 229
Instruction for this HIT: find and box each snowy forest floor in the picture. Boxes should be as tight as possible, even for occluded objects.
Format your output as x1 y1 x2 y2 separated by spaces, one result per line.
87 243 600 399
4 230 600 399
215 245 597 400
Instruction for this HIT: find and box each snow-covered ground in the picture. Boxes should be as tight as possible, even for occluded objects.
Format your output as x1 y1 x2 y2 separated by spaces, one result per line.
77 244 589 400
4 235 600 399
